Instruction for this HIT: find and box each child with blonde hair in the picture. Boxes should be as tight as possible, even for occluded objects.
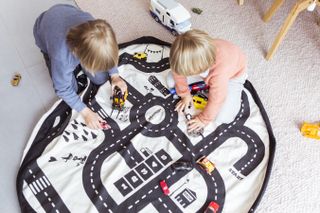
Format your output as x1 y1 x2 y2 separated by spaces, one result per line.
34 4 127 129
168 29 247 132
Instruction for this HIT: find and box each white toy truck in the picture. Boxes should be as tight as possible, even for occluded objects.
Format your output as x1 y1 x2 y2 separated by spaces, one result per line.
150 0 191 36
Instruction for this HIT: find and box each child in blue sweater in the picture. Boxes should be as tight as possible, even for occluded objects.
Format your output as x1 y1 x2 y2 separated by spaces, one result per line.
33 4 126 129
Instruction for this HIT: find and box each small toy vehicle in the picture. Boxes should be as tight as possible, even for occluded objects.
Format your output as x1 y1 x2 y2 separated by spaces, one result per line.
171 161 193 171
169 81 209 95
197 156 215 174
204 201 220 213
111 86 128 117
11 73 21 86
301 122 320 140
133 52 147 60
189 81 209 93
150 0 191 36
112 86 128 110
191 8 203 15
192 93 208 110
100 121 111 130
160 180 170 195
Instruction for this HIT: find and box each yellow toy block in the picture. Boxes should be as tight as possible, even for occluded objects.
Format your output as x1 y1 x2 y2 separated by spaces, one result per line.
301 122 320 140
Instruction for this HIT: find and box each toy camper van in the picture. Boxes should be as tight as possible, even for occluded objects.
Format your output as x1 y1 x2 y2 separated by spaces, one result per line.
150 0 191 36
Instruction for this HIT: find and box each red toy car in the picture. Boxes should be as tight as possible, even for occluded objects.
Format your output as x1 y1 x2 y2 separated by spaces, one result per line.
160 180 170 195
100 121 110 130
204 201 220 213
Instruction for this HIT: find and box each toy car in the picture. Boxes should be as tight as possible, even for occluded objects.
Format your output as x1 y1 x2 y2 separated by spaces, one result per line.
112 86 128 110
197 156 215 174
160 180 170 195
100 121 111 130
192 93 208 110
150 0 191 36
171 161 193 171
111 86 128 117
11 73 21 86
301 122 320 140
133 52 147 60
204 201 220 213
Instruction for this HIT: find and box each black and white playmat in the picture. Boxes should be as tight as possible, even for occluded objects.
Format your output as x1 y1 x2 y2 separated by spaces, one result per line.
17 37 275 213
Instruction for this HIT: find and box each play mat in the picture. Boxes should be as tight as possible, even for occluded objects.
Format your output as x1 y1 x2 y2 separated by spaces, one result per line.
17 37 275 213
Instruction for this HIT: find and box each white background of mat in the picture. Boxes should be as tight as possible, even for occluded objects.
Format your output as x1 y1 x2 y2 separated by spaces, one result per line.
0 0 319 212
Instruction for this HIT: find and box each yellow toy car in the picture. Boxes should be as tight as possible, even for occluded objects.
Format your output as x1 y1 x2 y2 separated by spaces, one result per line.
301 122 320 140
197 156 215 174
11 73 21 86
193 93 208 110
133 52 147 60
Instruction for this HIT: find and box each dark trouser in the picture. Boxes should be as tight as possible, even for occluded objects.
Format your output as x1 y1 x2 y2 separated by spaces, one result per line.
41 50 52 77
41 51 87 93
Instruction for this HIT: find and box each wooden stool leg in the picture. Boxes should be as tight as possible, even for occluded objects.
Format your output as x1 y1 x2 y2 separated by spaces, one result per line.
263 0 285 22
237 0 244 6
266 0 311 60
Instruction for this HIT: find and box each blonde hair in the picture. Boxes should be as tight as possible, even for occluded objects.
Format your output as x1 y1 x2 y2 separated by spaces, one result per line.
66 19 118 72
169 29 216 76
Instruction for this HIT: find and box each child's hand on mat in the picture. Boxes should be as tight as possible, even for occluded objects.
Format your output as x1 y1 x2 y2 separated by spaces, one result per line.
187 116 205 132
81 107 104 129
175 94 193 114
111 74 127 94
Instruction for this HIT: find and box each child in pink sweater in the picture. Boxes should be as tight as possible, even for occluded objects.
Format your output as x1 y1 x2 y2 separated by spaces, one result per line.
168 29 247 132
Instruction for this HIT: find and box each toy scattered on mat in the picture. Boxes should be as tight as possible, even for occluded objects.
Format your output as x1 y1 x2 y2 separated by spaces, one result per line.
171 161 193 171
204 201 220 213
99 121 111 130
186 113 204 137
150 0 191 36
193 92 208 110
11 73 21 86
160 180 170 195
197 156 215 174
169 81 209 95
110 86 128 118
301 122 320 140
191 7 203 15
133 52 147 60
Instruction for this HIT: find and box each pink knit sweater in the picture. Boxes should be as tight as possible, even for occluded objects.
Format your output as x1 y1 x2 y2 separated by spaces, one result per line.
172 39 247 124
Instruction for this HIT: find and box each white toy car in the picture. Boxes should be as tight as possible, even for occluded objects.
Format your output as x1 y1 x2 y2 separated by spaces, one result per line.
150 0 191 36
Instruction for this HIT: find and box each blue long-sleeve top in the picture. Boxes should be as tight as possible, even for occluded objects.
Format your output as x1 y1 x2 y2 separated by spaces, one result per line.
33 4 118 112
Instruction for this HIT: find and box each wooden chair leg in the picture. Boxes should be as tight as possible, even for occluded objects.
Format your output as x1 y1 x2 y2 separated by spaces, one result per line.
263 0 285 22
237 0 244 6
266 0 311 60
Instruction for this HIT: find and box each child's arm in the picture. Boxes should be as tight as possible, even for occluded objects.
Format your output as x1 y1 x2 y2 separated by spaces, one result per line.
172 72 193 113
172 72 190 97
51 60 105 129
197 73 229 125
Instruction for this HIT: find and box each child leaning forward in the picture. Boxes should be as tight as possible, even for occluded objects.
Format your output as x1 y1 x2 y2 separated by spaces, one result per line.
167 29 248 132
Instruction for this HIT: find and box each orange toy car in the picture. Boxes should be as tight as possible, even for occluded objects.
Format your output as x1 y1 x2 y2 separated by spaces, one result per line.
197 156 215 174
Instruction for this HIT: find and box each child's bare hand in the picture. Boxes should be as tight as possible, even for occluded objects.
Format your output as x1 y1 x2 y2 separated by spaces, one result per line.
175 94 193 114
111 74 127 94
80 107 104 129
187 116 205 132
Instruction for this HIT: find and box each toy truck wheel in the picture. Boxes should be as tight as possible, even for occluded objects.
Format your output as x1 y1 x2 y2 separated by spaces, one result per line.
154 16 160 23
171 30 178 36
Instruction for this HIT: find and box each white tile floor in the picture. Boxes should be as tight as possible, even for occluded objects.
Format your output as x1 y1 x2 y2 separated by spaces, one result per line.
0 0 75 212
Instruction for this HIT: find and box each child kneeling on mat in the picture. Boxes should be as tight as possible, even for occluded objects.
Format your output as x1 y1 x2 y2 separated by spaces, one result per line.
167 29 247 132
33 4 127 130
